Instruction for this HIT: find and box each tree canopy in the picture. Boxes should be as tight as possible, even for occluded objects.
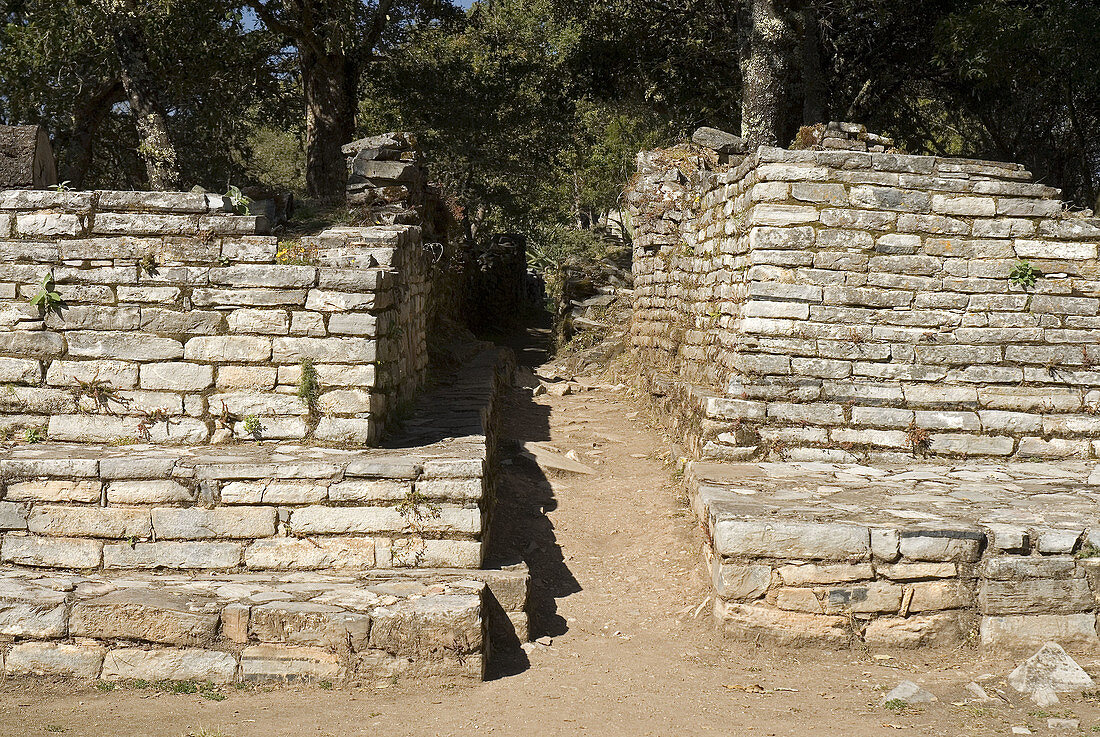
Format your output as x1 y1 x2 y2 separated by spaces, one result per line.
0 0 1095 233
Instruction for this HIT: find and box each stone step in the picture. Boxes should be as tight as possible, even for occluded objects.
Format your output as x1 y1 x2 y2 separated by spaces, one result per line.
0 440 491 572
689 459 1100 652
0 565 527 683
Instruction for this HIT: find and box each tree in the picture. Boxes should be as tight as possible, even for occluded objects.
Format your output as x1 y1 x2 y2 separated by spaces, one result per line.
739 0 799 149
243 0 456 200
0 0 284 190
96 0 180 190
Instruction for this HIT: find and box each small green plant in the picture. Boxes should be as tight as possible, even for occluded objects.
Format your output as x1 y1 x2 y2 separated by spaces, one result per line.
396 487 441 525
44 725 63 733
883 698 909 711
296 358 321 411
242 415 263 438
318 680 333 690
1075 544 1100 559
29 271 62 313
50 181 72 192
224 185 252 216
139 253 158 275
1009 260 1040 289
24 426 43 444
94 680 115 692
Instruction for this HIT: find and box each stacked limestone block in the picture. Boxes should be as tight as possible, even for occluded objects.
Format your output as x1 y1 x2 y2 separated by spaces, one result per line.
0 566 529 682
627 134 1100 460
0 347 512 573
0 189 414 445
692 462 1100 651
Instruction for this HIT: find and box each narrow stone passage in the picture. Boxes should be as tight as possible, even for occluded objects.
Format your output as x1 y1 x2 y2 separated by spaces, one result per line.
7 369 1100 736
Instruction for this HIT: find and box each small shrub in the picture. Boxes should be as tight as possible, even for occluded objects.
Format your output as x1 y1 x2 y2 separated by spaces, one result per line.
24 426 43 444
906 422 931 457
1009 260 1040 289
296 359 320 411
883 698 909 711
242 415 263 438
224 185 251 216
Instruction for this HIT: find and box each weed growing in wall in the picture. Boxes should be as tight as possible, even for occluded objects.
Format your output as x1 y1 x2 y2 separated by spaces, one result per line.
296 359 321 412
1009 260 1040 289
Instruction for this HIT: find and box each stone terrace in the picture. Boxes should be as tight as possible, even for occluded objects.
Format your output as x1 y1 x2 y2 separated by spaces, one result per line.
627 125 1100 461
690 459 1100 652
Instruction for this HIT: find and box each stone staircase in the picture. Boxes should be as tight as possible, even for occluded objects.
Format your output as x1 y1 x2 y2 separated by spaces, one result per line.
0 187 527 684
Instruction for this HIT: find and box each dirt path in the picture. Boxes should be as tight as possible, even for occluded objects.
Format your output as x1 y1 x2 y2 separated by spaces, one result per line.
5 374 1100 737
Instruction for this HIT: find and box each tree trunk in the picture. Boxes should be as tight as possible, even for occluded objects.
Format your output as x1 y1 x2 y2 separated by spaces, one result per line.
62 80 125 189
800 7 828 126
302 47 357 201
740 0 799 150
104 3 180 191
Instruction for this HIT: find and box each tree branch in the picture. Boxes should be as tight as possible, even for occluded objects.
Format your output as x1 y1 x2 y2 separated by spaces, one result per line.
245 0 327 60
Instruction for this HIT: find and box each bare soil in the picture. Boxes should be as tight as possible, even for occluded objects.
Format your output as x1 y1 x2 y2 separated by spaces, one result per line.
4 370 1100 737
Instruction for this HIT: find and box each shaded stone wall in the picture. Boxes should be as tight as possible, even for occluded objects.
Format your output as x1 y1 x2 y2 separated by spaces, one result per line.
0 189 401 445
627 138 1100 461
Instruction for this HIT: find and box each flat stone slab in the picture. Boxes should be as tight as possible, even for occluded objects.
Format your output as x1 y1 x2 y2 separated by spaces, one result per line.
692 460 1100 549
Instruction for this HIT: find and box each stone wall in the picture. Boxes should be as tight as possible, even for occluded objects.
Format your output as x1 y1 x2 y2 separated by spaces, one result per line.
0 189 417 445
692 460 1100 652
627 132 1100 461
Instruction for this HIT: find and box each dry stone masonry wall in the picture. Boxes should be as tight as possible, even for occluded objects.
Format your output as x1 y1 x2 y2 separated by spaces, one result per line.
627 126 1100 461
0 189 423 446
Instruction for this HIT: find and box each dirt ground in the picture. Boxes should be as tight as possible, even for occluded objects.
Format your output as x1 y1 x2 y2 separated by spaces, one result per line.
4 365 1100 737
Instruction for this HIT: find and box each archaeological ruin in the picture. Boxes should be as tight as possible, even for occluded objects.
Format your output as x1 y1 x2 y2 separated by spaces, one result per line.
0 130 527 683
626 122 1100 651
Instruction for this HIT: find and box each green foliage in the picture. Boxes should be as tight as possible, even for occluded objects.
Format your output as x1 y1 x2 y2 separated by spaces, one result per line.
242 415 263 438
224 185 252 216
296 358 321 411
29 272 62 312
1009 260 1040 289
883 699 909 711
24 426 43 444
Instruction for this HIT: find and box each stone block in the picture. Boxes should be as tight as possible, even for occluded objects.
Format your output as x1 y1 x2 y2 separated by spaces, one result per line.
28 506 152 539
290 506 479 536
0 502 28 531
369 594 482 656
714 601 850 645
46 359 138 389
216 365 278 390
138 362 215 391
103 541 243 570
15 213 83 237
272 337 376 364
821 582 902 614
908 580 974 611
390 539 482 568
979 578 1094 615
2 535 102 568
66 331 184 361
106 480 193 504
152 507 277 540
0 579 67 637
863 612 973 648
221 481 327 505
244 538 376 570
227 308 290 335
327 480 410 503
6 480 101 503
240 644 343 682
980 614 1100 651
70 589 221 646
184 336 272 363
101 647 237 682
712 519 869 560
777 563 873 586
878 562 957 580
313 417 378 444
899 531 983 562
6 641 105 678
250 601 371 649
